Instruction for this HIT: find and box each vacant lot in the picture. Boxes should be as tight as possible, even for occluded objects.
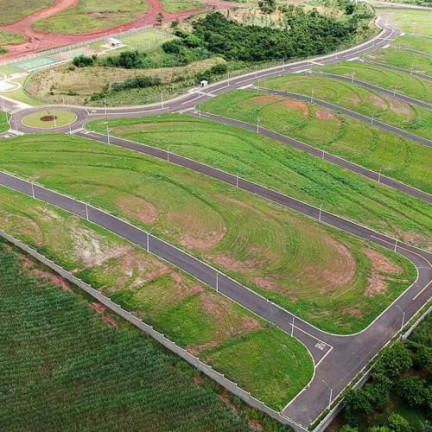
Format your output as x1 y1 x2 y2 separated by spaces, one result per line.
0 30 26 45
0 0 53 25
200 89 432 196
89 113 432 251
0 133 415 334
33 0 148 34
317 62 432 104
0 239 294 431
260 74 432 141
0 184 312 409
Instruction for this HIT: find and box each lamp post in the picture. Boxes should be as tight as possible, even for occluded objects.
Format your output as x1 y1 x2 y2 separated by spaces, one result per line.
322 380 333 411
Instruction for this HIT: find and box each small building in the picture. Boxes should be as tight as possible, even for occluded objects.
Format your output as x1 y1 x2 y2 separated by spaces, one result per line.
108 38 122 47
200 80 209 88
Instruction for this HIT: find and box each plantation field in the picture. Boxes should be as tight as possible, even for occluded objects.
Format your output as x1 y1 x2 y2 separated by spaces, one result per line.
317 62 432 104
366 48 432 77
0 133 416 334
200 89 432 196
89 113 432 251
162 0 205 12
33 0 148 35
0 241 294 431
259 74 432 141
0 30 26 45
0 0 53 25
0 184 312 408
0 111 8 133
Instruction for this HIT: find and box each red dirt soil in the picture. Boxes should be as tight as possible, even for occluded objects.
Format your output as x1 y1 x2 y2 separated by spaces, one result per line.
0 0 240 61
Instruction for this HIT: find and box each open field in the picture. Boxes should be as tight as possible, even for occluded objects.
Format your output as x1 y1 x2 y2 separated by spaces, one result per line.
317 61 432 104
366 48 432 77
0 0 53 25
393 35 432 56
0 111 8 133
0 133 416 334
0 30 26 45
0 183 312 409
200 89 432 195
384 8 432 36
33 0 149 34
259 74 432 141
22 109 76 128
162 0 205 12
119 28 175 50
0 238 293 431
89 113 432 250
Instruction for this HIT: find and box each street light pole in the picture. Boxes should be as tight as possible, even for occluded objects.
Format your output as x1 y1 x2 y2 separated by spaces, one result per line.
256 116 260 133
396 305 406 332
322 380 333 410
106 126 110 144
311 88 315 104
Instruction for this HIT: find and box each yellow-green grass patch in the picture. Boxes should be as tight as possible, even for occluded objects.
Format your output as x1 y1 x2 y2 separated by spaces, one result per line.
22 110 77 128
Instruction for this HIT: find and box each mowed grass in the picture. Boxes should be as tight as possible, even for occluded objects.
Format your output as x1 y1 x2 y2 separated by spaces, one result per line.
259 74 432 141
201 89 432 196
0 133 416 334
383 9 432 36
89 113 432 251
393 35 432 56
0 111 8 133
161 0 205 12
119 28 175 50
317 61 432 104
0 30 26 45
22 110 77 128
0 0 53 25
0 184 312 409
366 48 432 77
33 0 148 34
0 244 293 431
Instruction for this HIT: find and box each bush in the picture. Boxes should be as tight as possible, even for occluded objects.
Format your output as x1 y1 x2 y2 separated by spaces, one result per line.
104 50 146 69
111 76 161 92
73 54 94 67
162 39 185 54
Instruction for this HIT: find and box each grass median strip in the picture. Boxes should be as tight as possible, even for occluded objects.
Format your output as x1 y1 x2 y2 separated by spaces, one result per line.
199 89 432 196
0 183 313 410
1 133 417 334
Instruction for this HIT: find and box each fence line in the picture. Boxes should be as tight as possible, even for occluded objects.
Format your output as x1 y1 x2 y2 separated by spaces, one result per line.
0 24 154 67
0 229 305 432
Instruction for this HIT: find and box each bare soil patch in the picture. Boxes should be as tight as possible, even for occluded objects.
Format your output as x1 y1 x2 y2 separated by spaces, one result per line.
116 195 157 225
369 94 388 110
315 108 340 123
40 115 57 122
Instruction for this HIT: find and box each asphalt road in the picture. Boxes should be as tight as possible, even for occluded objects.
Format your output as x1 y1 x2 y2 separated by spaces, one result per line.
3 14 432 429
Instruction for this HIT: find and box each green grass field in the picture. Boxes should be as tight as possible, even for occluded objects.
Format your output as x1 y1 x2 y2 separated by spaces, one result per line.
22 109 77 128
0 183 313 409
0 241 295 431
88 113 432 251
119 28 175 51
200 89 432 196
162 0 205 12
259 74 432 141
317 61 432 104
33 0 148 34
0 30 26 45
383 8 432 36
0 0 53 25
393 35 432 56
0 111 8 133
0 133 416 334
366 48 432 77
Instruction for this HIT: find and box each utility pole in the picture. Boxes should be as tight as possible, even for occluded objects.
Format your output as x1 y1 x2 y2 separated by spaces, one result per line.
396 305 405 332
291 314 295 337
311 88 315 104
106 125 110 144
216 272 219 292
319 202 323 222
378 167 382 183
351 70 355 83
31 183 35 199
85 204 89 222
322 380 333 411
256 115 260 133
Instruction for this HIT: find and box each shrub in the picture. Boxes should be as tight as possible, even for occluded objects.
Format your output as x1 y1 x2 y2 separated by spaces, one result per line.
73 54 94 67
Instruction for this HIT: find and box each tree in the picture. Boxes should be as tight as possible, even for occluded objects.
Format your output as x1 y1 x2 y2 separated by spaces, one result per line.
258 0 276 14
340 426 359 432
374 343 413 380
344 388 374 426
170 19 179 29
387 413 411 432
398 377 427 407
156 12 164 25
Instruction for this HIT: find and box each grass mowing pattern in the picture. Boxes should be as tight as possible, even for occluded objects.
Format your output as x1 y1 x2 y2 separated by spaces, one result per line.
88 113 432 251
259 74 432 142
0 243 292 431
317 61 432 104
33 0 148 34
0 134 416 334
200 89 432 196
0 184 313 409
